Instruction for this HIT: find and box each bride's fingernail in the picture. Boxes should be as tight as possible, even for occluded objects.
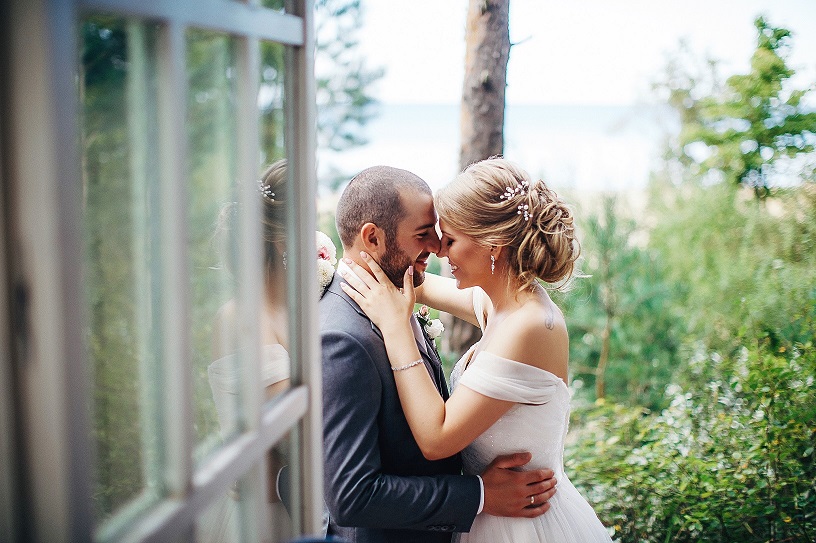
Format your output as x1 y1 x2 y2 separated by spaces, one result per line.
360 251 369 259
342 257 352 264
408 265 413 275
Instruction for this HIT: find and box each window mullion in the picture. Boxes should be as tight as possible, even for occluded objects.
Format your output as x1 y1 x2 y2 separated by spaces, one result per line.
156 21 194 501
235 35 263 437
124 18 165 500
284 0 321 535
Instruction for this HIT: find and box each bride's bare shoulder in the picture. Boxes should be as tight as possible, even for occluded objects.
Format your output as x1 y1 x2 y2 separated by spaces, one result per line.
488 301 569 380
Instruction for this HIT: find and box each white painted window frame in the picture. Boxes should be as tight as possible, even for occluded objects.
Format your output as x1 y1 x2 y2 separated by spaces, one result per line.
0 0 320 541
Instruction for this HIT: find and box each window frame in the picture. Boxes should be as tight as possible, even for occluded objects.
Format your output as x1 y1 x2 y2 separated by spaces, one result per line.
0 0 321 541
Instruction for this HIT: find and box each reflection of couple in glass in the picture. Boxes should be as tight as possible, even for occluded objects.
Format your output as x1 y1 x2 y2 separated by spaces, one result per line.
207 157 612 542
209 159 291 427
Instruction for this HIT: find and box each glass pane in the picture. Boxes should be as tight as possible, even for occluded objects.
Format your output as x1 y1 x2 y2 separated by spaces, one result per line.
189 33 291 463
186 29 241 456
258 0 286 12
269 437 295 542
81 16 163 521
196 441 293 543
259 41 286 164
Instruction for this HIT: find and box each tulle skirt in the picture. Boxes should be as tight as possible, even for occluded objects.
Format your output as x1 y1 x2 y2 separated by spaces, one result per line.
455 478 612 543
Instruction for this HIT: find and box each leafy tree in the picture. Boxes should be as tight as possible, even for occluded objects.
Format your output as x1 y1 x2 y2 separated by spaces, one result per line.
647 177 816 360
315 0 384 189
664 17 816 198
560 16 816 543
559 196 683 410
315 0 382 151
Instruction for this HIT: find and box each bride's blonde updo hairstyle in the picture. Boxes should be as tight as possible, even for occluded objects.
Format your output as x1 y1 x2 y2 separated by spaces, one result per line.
435 157 580 290
215 159 287 275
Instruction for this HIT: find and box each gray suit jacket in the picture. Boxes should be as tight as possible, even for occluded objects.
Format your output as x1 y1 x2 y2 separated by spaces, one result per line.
321 273 480 543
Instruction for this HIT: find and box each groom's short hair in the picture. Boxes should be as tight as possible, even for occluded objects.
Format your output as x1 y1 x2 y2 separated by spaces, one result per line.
336 166 432 249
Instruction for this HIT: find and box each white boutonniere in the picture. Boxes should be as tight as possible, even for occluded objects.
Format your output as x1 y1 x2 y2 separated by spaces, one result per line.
316 231 337 296
415 304 444 341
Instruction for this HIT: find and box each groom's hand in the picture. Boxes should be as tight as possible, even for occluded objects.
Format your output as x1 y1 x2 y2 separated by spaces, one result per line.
481 452 556 518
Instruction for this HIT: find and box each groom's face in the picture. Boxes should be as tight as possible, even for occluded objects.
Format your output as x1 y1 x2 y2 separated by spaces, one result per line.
378 189 440 288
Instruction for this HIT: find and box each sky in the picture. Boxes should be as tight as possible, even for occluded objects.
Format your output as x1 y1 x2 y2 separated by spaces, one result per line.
353 0 816 106
317 1 816 192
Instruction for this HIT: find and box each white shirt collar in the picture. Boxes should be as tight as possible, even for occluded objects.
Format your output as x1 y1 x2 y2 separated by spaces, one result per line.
337 259 365 282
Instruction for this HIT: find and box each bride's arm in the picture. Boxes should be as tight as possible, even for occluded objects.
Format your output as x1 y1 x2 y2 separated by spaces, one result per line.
340 255 514 460
415 273 482 327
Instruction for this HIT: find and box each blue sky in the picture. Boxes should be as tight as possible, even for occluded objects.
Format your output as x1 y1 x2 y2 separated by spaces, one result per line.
353 0 816 106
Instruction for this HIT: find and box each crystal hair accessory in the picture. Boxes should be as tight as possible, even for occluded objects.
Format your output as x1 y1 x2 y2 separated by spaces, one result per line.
258 179 276 201
500 179 531 221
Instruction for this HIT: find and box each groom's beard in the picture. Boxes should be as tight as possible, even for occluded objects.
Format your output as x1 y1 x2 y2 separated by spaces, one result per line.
379 242 426 289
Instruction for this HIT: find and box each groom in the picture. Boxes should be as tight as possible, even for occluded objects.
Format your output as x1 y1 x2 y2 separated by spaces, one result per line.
320 166 556 542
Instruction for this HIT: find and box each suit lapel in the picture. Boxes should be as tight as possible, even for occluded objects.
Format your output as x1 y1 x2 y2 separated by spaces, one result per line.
418 333 448 400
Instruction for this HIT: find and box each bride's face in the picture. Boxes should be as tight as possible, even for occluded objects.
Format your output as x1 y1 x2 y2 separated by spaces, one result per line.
437 218 492 289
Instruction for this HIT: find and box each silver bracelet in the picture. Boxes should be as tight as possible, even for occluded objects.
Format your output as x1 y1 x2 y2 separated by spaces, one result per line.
391 358 423 372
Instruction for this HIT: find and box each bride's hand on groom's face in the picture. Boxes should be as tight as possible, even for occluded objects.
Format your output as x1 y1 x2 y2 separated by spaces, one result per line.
339 253 415 333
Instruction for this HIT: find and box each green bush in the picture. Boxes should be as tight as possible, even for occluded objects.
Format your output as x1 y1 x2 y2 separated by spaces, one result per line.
566 337 816 543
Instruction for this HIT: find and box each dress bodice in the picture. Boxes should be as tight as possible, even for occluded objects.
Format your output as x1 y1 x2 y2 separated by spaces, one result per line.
208 344 290 437
201 344 292 543
450 288 612 543
450 347 570 478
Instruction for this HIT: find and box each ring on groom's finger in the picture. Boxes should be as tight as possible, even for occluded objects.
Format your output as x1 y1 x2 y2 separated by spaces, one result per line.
530 495 535 505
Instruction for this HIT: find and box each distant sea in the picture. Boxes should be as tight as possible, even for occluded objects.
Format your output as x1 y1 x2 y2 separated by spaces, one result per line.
317 102 675 193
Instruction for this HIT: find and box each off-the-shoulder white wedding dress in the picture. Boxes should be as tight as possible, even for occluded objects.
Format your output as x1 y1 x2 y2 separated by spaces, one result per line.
451 289 612 543
199 344 292 543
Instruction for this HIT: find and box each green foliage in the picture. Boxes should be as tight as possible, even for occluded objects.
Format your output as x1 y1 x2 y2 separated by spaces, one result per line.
559 196 684 410
661 17 816 197
567 337 816 543
565 17 816 541
81 16 145 519
648 180 816 360
315 0 384 158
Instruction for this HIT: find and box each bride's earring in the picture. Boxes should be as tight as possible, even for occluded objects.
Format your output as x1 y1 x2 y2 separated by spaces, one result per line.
490 254 495 275
282 251 288 270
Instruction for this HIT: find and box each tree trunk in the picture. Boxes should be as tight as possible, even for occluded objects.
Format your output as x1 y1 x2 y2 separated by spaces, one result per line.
442 0 511 358
459 0 510 168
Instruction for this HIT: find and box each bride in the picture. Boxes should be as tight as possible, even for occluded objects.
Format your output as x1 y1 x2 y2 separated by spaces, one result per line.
340 158 613 542
202 160 293 543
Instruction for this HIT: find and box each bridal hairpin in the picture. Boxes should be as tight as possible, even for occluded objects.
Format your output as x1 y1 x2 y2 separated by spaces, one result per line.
500 179 531 221
258 179 276 201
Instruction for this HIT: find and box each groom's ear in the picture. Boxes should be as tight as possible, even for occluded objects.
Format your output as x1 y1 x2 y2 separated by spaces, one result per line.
359 222 385 255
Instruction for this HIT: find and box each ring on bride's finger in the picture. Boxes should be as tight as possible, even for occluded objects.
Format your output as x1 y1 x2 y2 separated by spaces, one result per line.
530 495 535 505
